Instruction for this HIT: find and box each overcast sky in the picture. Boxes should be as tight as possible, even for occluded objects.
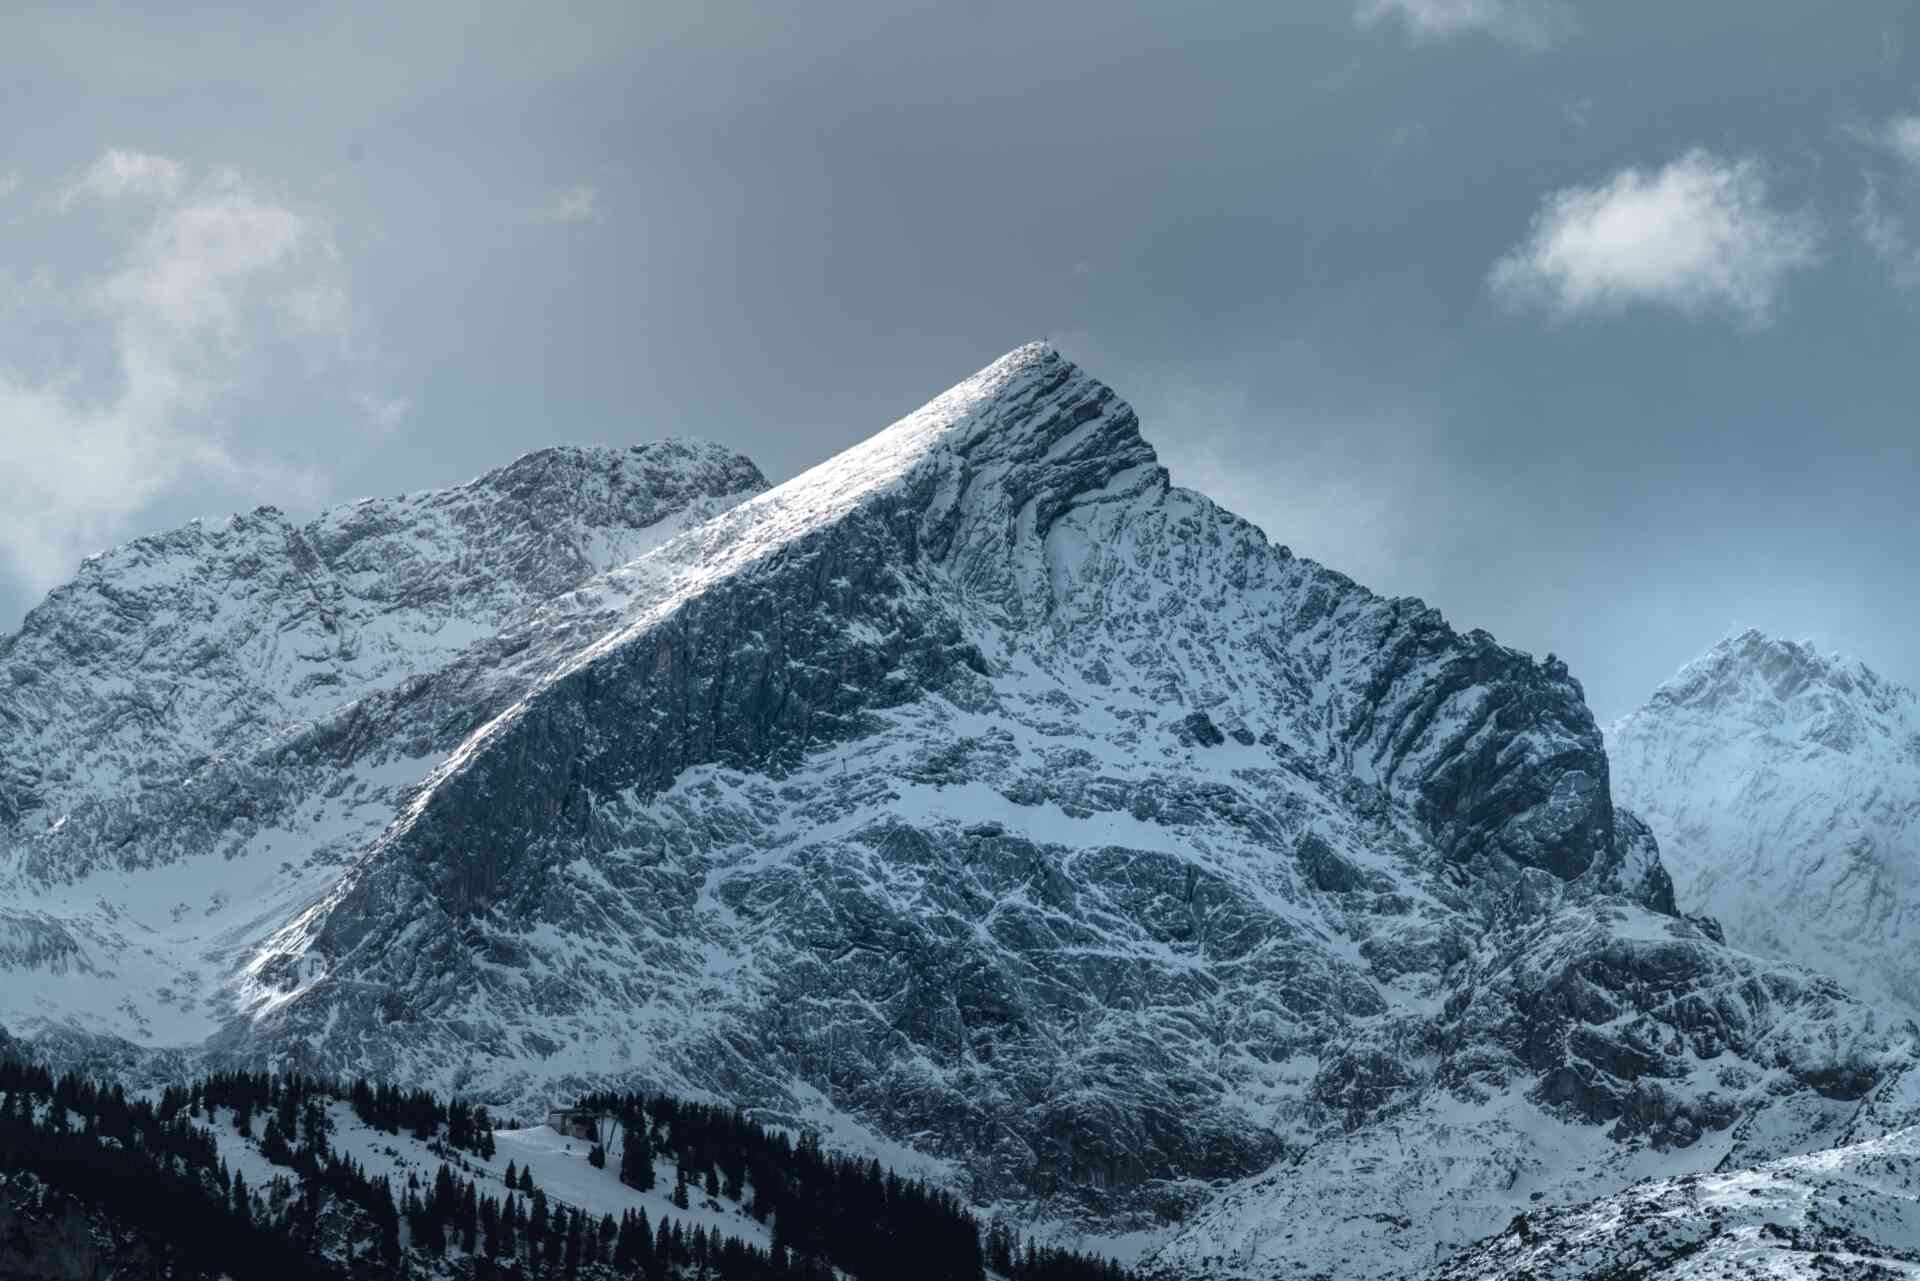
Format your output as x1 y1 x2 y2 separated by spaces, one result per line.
2 0 1916 721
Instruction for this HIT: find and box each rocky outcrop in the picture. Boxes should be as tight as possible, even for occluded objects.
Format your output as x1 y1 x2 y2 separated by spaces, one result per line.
1419 1125 1920 1281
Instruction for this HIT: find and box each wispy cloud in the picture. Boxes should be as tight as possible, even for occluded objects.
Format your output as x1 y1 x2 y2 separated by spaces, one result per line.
358 392 410 434
1490 149 1819 324
1877 115 1920 168
533 184 600 224
57 148 188 208
0 150 378 596
0 170 20 199
1855 114 1920 286
1357 0 1575 48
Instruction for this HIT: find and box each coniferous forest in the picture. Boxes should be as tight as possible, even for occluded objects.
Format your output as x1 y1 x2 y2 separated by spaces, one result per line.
0 1058 1138 1281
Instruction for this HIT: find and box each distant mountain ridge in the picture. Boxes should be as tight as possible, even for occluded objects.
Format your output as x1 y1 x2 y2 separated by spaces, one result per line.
2 348 1916 1279
1609 629 1920 1012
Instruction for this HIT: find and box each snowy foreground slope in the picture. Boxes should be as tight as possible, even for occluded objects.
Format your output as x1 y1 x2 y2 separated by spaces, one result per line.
1610 631 1920 1013
3 345 1918 1278
1421 1124 1920 1280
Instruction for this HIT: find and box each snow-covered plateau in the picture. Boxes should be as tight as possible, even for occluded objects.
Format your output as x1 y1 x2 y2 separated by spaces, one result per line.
3 344 1916 1278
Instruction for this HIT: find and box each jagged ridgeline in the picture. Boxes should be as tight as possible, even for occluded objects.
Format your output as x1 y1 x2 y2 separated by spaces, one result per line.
0 1061 1134 1281
4 344 1918 1278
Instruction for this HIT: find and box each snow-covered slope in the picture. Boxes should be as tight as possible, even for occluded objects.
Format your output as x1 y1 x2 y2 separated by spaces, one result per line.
202 1103 778 1260
3 347 1916 1279
1609 631 1920 1012
1422 1124 1920 1280
0 439 764 1049
0 437 765 840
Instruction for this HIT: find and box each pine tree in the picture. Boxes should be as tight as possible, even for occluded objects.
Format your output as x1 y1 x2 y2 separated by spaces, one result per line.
544 1202 566 1269
460 1184 480 1254
614 1210 639 1269
498 1193 519 1259
475 1106 496 1159
654 1216 673 1277
564 1213 584 1277
373 1177 401 1261
481 1195 503 1258
620 1127 655 1190
529 1187 549 1251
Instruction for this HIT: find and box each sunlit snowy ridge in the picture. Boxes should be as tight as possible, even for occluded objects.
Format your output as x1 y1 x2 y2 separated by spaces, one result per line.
3 345 1916 1278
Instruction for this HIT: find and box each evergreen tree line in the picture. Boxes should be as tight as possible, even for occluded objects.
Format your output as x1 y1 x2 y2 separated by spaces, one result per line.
0 1059 401 1278
173 1067 498 1159
404 1159 826 1281
576 1089 1136 1281
0 1057 1139 1281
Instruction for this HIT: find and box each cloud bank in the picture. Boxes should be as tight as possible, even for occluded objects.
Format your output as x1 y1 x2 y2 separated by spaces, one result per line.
0 151 378 599
1490 149 1819 324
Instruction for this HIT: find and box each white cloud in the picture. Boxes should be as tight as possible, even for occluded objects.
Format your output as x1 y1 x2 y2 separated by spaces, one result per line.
1489 149 1819 324
533 184 600 224
1855 115 1920 286
1358 0 1574 48
1881 115 1920 169
0 170 20 199
0 152 372 595
1861 180 1920 288
358 392 410 434
58 148 188 207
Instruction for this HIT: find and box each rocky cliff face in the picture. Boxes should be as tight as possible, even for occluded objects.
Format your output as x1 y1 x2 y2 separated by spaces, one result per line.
1609 631 1920 1013
2 347 1913 1278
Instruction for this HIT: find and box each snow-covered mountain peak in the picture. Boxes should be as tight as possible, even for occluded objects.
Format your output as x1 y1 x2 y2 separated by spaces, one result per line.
0 435 767 836
631 342 1161 590
1643 629 1917 751
1609 633 1920 1012
454 436 767 524
7 348 1917 1280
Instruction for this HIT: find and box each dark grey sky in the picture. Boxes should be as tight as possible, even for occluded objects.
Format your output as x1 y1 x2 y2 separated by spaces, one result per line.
2 0 1916 720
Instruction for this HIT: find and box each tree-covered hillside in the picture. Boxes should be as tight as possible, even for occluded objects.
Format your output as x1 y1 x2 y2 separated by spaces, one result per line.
0 1059 1137 1281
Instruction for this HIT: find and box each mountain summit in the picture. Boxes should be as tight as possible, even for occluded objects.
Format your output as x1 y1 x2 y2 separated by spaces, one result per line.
1609 629 1920 1011
3 349 1914 1277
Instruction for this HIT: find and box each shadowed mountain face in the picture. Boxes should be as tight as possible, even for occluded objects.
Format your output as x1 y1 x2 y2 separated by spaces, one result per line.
2 346 1913 1277
1610 631 1920 1012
